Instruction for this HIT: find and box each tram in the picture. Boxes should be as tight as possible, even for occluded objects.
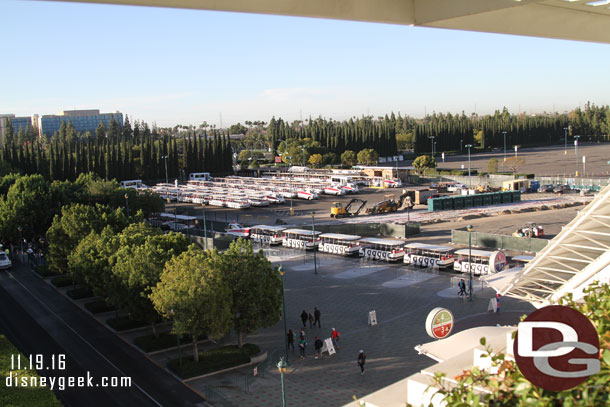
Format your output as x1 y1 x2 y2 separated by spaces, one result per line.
453 249 507 276
403 243 455 269
318 233 361 256
249 225 286 245
359 238 405 262
282 229 321 250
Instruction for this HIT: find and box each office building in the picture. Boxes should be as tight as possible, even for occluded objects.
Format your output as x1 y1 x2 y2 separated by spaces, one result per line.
38 109 123 137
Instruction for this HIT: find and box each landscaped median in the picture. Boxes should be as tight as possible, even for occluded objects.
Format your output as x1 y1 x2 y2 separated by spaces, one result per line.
0 335 62 407
168 343 261 379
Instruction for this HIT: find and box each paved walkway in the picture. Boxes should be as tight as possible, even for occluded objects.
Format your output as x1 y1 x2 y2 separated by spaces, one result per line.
185 250 535 406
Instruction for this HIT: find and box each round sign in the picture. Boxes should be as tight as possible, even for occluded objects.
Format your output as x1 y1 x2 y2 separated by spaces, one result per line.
425 307 454 339
513 305 600 391
489 251 507 273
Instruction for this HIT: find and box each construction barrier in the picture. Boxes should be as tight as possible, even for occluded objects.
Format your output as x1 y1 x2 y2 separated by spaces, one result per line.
428 191 521 211
451 229 548 253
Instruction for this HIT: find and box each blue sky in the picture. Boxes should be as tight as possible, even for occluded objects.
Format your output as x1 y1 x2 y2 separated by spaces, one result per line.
2 1 609 127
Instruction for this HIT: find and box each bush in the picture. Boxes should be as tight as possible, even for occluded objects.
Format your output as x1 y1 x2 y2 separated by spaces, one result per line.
134 332 195 353
84 300 116 314
50 275 73 287
66 286 93 300
33 264 57 277
106 316 148 331
168 343 260 379
0 335 62 407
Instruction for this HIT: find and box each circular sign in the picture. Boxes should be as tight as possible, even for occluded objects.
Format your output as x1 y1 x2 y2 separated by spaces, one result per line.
489 251 507 273
425 307 454 339
513 305 600 391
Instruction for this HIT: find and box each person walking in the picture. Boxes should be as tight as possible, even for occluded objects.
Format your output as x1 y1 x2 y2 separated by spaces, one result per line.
357 350 366 375
458 279 466 297
331 328 341 349
300 329 305 340
314 336 323 359
287 329 295 352
308 312 314 328
299 337 307 359
300 310 308 328
314 307 321 328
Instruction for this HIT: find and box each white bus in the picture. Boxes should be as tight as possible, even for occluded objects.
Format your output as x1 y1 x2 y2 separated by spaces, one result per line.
189 172 212 181
359 238 405 262
318 233 361 256
403 243 455 269
120 179 144 189
453 249 507 276
150 213 197 231
282 228 321 250
249 225 286 245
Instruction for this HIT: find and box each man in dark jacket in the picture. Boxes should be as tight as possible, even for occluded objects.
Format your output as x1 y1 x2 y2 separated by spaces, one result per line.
357 350 366 375
314 336 323 359
301 310 308 328
314 307 321 328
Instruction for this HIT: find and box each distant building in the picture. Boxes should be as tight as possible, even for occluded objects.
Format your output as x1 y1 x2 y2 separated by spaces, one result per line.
38 109 123 137
0 114 39 148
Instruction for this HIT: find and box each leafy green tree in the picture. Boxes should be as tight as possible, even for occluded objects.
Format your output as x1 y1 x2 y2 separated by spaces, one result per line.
341 150 357 168
487 158 499 174
0 173 22 196
357 148 379 165
396 132 414 150
308 153 323 168
150 247 232 362
113 229 189 338
216 239 282 348
412 155 437 175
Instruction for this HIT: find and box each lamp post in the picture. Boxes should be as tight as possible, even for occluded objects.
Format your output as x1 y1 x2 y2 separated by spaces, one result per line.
428 136 435 157
162 155 169 184
277 358 287 407
17 225 23 255
311 211 318 275
467 224 473 302
460 139 463 152
574 136 580 176
124 193 130 217
279 266 289 363
465 144 473 189
514 145 518 157
287 156 294 215
502 131 507 162
202 209 208 250
564 127 569 155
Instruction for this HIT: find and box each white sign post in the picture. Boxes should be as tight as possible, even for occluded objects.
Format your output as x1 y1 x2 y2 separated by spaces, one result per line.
583 155 586 175
321 338 336 356
368 310 378 326
442 152 445 163
253 367 258 376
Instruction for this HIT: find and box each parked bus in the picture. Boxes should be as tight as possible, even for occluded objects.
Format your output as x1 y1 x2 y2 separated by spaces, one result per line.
189 172 212 181
120 179 144 189
282 229 321 250
359 238 405 262
249 225 286 245
150 213 198 231
453 249 507 276
318 233 361 256
403 243 454 269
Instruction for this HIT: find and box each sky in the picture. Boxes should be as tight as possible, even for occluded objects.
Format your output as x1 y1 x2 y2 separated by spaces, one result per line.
2 1 610 128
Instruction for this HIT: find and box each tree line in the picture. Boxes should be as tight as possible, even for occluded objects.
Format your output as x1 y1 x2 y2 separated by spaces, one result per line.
1 116 233 182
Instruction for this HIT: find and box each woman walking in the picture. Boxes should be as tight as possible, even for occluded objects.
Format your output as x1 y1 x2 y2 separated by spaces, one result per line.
357 350 366 375
301 310 308 328
299 337 307 359
287 329 295 352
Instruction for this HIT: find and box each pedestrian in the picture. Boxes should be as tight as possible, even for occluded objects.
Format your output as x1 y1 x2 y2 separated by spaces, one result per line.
314 307 321 328
308 312 314 328
300 329 305 340
458 279 466 297
357 350 366 375
314 336 323 359
331 328 340 349
300 310 308 328
299 337 307 359
287 329 295 352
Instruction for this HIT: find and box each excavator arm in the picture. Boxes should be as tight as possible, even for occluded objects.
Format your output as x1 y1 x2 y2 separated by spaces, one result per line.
345 198 367 216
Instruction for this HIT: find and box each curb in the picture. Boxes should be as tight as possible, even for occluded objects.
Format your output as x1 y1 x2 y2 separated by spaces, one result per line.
183 350 268 382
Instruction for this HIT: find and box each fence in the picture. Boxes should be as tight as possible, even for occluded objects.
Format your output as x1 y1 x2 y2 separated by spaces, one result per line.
316 222 420 239
538 176 609 191
452 229 548 253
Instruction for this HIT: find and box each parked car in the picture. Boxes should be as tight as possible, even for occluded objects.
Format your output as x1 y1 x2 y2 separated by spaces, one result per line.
0 251 12 270
538 184 554 193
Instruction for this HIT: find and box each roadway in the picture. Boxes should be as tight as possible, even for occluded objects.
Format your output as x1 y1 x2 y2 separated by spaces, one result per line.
0 263 206 407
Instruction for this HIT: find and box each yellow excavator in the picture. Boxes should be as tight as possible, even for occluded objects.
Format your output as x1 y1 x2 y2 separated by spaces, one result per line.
330 198 367 218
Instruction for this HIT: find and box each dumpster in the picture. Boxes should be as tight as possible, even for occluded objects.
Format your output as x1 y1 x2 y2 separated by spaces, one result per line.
428 198 442 211
473 195 483 207
442 197 454 210
453 196 464 210
482 193 493 206
501 191 513 204
512 191 521 202
492 192 502 204
464 195 474 208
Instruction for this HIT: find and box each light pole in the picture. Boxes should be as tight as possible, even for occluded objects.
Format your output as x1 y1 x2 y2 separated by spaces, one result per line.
287 156 294 215
202 209 208 250
467 224 473 302
311 211 318 275
465 144 473 189
162 155 169 184
460 139 463 152
564 127 569 155
514 145 518 157
124 193 130 217
574 136 580 176
502 131 507 162
277 358 287 407
279 266 289 363
428 136 435 157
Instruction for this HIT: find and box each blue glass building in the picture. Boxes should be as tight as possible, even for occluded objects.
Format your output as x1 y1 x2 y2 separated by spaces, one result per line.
39 110 123 137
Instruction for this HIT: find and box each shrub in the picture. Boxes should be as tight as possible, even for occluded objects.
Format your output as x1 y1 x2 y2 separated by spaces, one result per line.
168 343 260 379
84 300 116 314
134 332 194 353
33 264 57 277
106 316 148 331
50 275 73 287
66 286 93 300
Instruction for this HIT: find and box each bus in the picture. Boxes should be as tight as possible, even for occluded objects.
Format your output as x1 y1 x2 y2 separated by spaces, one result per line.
403 243 455 269
359 238 405 262
453 249 507 276
318 233 361 256
189 172 212 181
149 213 197 231
249 225 286 245
120 179 144 189
282 229 321 250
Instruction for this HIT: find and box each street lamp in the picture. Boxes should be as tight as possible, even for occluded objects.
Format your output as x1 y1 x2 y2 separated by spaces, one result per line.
162 155 169 184
428 136 435 157
278 266 289 363
564 127 569 155
311 211 318 275
124 193 130 217
467 224 473 302
460 139 463 152
574 136 580 176
287 156 294 215
502 131 507 162
277 357 287 407
465 144 473 189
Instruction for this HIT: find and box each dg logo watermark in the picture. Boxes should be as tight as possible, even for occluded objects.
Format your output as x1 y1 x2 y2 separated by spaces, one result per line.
513 305 600 391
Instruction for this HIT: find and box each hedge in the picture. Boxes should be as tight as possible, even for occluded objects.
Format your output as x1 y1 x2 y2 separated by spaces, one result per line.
0 335 62 407
168 343 260 379
134 332 194 353
66 286 93 300
84 300 116 314
33 265 57 277
50 275 73 287
106 316 149 331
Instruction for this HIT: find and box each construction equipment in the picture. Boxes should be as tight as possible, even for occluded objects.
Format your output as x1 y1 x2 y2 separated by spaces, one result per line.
513 222 544 238
330 198 367 218
397 191 415 210
365 195 399 215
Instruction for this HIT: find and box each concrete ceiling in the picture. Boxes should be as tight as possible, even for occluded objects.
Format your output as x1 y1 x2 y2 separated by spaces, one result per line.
45 0 610 44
